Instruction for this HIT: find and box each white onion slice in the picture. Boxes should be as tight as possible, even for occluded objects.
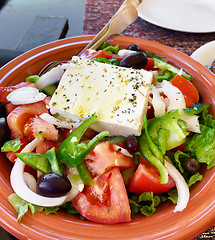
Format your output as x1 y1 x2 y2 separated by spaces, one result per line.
158 80 200 133
6 87 46 105
118 49 136 57
36 64 64 90
112 144 133 158
24 172 37 192
39 113 74 129
150 85 166 117
164 160 190 212
10 138 82 207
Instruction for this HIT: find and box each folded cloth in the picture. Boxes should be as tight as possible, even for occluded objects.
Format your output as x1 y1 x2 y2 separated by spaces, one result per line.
0 49 24 68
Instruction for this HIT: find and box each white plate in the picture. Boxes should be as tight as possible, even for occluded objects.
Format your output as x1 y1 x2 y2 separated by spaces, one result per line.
190 41 215 68
137 0 215 33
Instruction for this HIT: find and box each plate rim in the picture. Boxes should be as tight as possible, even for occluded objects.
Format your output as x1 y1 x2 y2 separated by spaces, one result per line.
0 35 215 240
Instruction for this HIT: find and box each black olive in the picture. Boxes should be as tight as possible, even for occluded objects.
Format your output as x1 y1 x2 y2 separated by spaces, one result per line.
119 52 148 69
183 157 200 174
125 135 140 154
0 102 7 118
127 44 141 52
36 173 72 197
0 117 11 147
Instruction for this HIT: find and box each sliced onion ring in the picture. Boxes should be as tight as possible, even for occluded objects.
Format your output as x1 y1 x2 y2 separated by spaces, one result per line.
10 138 82 207
164 160 190 212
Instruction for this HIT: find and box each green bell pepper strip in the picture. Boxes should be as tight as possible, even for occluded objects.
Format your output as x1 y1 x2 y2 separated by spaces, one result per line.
77 162 92 185
16 152 52 174
56 113 109 168
143 115 164 163
26 75 40 83
154 70 172 82
153 58 192 80
138 116 168 184
1 138 22 152
15 148 63 175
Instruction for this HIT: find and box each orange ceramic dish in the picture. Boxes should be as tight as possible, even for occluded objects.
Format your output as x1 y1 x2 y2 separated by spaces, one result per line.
0 35 214 240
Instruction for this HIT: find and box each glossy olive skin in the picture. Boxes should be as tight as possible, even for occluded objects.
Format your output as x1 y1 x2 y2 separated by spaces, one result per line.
119 52 148 69
127 44 140 52
125 135 140 154
0 117 11 147
36 173 72 197
183 157 200 174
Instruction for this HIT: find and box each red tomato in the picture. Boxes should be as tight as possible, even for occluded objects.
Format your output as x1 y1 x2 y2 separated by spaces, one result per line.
23 116 58 141
5 137 30 163
171 75 199 108
36 139 61 153
127 157 175 194
81 49 124 61
72 167 131 224
4 103 18 115
85 141 134 176
7 101 48 139
144 58 155 70
0 82 36 105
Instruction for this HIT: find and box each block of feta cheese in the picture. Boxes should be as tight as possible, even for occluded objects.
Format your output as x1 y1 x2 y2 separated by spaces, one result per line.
49 56 153 136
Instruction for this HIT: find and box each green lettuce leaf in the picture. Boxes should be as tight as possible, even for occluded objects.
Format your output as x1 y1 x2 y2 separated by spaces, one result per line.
8 193 59 220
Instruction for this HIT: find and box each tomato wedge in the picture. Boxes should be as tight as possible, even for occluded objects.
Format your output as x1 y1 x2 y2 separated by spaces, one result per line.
127 157 175 194
72 167 131 224
171 75 199 108
7 101 48 139
85 141 134 176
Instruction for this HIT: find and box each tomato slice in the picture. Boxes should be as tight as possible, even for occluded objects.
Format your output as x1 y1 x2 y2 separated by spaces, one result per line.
23 116 58 141
171 75 199 108
81 49 124 61
72 167 131 224
127 157 175 194
7 101 48 139
36 139 61 153
85 141 134 176
0 82 36 105
144 58 155 71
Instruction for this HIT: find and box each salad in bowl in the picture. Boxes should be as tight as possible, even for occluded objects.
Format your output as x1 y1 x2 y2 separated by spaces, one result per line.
0 35 214 240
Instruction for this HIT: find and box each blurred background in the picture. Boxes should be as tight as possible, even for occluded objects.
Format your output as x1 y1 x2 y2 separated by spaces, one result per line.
0 1 86 238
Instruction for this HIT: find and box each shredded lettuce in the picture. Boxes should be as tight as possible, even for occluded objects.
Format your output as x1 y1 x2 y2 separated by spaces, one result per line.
8 193 59 220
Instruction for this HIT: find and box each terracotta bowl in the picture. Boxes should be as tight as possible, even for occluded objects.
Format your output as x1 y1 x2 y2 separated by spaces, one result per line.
0 35 214 240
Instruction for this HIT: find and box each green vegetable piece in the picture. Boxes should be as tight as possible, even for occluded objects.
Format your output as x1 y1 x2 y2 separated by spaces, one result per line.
16 152 52 174
92 57 111 64
57 113 109 168
183 103 211 115
8 193 59 220
98 42 120 54
139 116 168 184
154 70 172 82
143 115 163 162
145 52 167 62
186 125 215 169
42 84 57 96
77 161 92 185
1 138 22 152
188 172 203 187
153 58 192 80
158 128 170 154
26 75 40 83
147 110 189 151
45 148 64 176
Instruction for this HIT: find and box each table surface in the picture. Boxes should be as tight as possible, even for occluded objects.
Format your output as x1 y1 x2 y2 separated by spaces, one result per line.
0 0 215 239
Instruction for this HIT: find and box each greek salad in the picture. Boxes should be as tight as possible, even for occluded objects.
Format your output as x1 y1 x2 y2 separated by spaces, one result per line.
0 42 215 224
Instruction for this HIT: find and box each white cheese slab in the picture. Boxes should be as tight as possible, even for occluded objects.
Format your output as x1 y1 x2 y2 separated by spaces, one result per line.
49 56 153 136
